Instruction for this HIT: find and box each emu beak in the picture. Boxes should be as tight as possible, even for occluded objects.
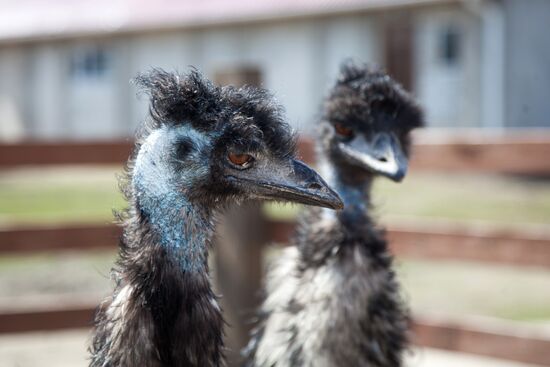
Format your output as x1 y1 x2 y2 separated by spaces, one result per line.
338 132 408 182
232 159 343 210
261 159 343 210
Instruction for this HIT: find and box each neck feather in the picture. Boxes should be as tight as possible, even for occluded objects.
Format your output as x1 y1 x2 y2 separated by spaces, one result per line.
110 190 223 366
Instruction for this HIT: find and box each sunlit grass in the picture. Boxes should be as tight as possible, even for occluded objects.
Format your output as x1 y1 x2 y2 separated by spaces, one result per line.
0 250 116 308
1 168 549 225
264 173 550 225
397 259 550 322
0 166 125 225
374 173 550 225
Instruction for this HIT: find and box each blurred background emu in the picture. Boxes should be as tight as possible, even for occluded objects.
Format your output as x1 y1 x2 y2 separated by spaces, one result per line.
0 1 549 367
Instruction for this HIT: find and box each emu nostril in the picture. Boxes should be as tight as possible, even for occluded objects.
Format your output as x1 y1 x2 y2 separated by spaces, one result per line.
307 182 323 190
378 156 388 163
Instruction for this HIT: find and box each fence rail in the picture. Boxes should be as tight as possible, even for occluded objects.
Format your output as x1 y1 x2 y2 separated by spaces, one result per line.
0 224 119 252
0 141 132 167
269 219 550 268
410 131 550 175
412 314 550 366
2 132 550 174
0 305 95 334
2 221 549 268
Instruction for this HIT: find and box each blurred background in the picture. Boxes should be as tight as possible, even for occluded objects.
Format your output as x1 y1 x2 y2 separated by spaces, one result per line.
0 0 549 366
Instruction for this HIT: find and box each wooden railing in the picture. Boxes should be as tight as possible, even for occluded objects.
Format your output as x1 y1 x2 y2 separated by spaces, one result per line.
2 131 550 174
2 221 549 267
1 132 550 366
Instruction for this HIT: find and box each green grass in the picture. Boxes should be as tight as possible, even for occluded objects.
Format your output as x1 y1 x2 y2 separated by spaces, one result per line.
0 167 125 225
374 173 550 225
0 185 124 224
264 173 550 225
0 250 116 308
1 168 549 226
396 259 550 321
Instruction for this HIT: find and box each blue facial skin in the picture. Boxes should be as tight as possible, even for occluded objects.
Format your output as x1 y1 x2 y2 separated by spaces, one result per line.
132 125 213 273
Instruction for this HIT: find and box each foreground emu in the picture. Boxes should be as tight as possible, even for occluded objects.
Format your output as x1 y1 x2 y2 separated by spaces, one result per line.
245 63 423 367
89 69 342 367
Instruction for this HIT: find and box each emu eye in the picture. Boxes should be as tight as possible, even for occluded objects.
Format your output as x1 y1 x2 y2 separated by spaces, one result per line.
228 152 254 168
334 123 354 138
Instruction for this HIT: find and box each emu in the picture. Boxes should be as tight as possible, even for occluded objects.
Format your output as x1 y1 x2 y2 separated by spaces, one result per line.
244 62 424 367
89 69 343 367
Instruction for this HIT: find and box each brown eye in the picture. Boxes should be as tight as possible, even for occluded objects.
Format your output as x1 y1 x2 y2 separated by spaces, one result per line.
334 123 354 137
228 152 254 168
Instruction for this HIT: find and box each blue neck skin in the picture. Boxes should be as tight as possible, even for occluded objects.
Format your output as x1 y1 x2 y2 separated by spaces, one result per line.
321 160 373 228
132 127 212 273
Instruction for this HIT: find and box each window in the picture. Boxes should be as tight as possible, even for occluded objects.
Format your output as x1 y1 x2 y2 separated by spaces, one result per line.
70 46 111 79
439 26 461 66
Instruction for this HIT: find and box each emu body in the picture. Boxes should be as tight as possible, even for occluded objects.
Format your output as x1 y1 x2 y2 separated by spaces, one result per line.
245 63 423 367
89 70 342 367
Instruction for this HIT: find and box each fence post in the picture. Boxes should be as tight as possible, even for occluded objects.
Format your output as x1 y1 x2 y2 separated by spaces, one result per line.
214 203 267 366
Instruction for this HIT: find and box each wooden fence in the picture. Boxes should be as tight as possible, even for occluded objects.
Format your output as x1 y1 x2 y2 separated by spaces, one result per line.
2 131 550 174
1 132 550 366
2 221 549 267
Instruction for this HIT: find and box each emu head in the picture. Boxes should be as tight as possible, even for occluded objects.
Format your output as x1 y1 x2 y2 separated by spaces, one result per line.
321 62 423 182
132 69 342 211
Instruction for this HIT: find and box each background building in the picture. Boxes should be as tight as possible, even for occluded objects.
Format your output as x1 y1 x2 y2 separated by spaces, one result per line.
1 0 549 141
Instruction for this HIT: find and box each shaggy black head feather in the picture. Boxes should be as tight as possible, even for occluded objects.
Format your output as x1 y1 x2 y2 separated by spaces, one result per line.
323 61 423 156
135 68 296 158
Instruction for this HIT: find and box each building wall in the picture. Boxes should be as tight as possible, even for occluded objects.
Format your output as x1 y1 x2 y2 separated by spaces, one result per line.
124 15 381 136
27 44 69 139
413 4 482 128
504 0 550 128
0 41 133 141
3 2 548 141
0 46 28 141
0 14 383 141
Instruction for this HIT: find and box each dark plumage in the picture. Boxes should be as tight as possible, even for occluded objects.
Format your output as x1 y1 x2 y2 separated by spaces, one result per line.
244 62 424 367
89 69 342 367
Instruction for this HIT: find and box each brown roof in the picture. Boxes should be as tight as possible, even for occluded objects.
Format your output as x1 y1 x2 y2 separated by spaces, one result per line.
0 0 451 43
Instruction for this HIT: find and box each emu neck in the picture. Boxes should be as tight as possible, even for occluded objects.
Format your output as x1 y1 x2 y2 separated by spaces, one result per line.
139 191 211 273
127 169 222 365
112 193 222 366
122 129 224 365
323 161 373 228
132 127 212 273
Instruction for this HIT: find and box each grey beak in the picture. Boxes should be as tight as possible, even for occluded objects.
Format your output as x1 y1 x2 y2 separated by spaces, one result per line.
230 158 343 210
338 132 408 181
257 159 343 210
